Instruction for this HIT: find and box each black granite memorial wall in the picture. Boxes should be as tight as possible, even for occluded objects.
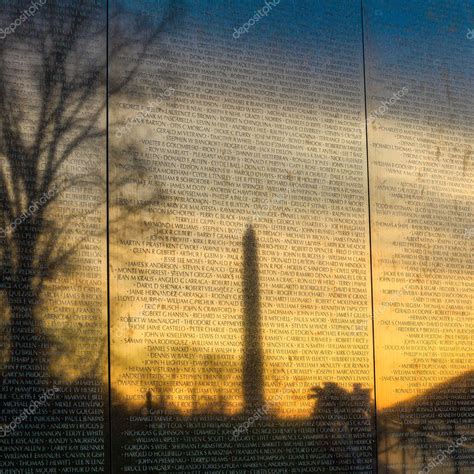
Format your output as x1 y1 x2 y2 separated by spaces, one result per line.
0 1 472 472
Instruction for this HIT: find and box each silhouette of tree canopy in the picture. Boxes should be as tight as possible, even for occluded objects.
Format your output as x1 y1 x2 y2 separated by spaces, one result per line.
309 382 374 469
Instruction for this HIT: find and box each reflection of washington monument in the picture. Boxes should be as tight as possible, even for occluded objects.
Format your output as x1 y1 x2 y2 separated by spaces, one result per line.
242 225 265 412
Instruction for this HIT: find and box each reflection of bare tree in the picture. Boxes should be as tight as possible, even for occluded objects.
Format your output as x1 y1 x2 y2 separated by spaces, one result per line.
0 0 178 390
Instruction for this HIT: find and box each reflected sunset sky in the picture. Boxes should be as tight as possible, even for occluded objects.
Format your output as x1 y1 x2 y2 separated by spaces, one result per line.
108 0 473 418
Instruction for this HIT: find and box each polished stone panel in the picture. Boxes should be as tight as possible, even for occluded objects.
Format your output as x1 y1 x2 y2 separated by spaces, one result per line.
0 1 108 471
1 0 472 472
364 0 474 471
109 0 375 471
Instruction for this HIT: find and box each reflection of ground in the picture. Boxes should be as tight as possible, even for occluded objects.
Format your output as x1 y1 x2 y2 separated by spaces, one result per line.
378 370 474 473
112 409 373 472
110 372 474 472
1 373 473 472
111 381 376 472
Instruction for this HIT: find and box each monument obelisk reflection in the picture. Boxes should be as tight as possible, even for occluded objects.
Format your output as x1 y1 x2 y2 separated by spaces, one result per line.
242 225 265 412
